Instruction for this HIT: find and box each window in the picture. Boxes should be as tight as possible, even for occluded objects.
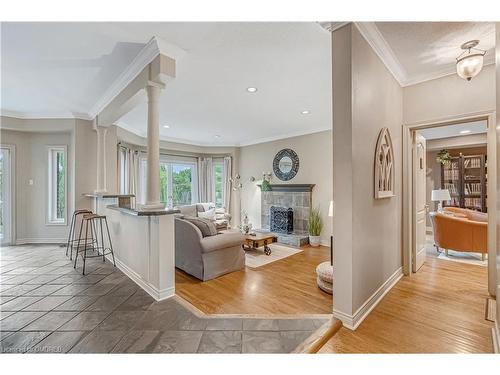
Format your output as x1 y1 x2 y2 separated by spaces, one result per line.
159 161 197 207
137 155 201 207
213 162 224 208
48 146 67 224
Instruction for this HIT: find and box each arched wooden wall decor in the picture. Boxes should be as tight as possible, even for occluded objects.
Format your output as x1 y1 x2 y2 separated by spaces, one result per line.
374 127 395 199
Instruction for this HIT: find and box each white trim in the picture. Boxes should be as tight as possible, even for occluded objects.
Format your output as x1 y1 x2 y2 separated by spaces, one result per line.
333 267 403 330
16 238 66 244
318 22 350 33
109 255 174 301
47 145 68 225
493 322 499 354
354 22 407 86
0 109 91 120
0 144 15 246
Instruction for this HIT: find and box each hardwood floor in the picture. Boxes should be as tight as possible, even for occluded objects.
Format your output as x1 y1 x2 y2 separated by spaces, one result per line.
175 245 332 315
319 255 494 353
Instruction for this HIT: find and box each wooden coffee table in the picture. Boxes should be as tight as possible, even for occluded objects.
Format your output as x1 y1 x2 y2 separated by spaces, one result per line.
242 233 277 256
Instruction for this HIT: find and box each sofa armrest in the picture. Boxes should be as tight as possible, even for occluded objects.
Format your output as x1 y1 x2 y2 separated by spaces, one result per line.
200 232 245 253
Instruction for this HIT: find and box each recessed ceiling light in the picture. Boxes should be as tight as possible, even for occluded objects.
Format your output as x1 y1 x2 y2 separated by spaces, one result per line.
459 130 471 134
214 135 221 139
163 125 170 129
301 110 310 115
246 87 258 93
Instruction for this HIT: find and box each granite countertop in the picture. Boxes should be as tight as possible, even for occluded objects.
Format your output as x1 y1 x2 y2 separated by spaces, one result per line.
106 204 180 216
83 193 136 198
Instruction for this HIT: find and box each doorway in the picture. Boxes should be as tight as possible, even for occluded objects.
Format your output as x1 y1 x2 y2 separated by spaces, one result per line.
0 146 13 245
403 112 496 296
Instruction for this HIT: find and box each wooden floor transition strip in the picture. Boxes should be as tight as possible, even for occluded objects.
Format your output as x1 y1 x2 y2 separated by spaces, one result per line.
293 318 343 353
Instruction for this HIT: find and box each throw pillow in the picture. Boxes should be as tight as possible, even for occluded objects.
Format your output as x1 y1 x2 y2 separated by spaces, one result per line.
198 208 216 221
184 217 218 237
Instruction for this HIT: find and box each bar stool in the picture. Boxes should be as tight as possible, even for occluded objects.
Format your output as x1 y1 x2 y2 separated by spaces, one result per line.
73 213 116 275
66 209 96 260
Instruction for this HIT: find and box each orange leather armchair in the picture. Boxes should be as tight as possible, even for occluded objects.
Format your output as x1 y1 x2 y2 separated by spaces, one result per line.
429 210 487 259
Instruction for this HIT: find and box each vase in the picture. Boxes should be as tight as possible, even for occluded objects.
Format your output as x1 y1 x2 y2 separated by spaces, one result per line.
309 235 320 247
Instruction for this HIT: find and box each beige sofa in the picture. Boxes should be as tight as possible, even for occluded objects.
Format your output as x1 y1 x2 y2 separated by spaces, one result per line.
175 217 245 281
176 203 231 230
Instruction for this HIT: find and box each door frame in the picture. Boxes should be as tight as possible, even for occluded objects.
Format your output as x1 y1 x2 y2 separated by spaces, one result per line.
0 144 16 245
402 111 497 296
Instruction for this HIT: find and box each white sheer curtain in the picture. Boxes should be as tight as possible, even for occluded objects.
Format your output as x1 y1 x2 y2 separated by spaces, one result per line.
117 144 139 199
223 156 232 210
197 157 213 203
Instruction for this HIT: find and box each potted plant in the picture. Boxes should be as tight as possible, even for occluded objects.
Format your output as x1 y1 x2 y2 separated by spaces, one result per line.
436 149 451 165
308 206 323 247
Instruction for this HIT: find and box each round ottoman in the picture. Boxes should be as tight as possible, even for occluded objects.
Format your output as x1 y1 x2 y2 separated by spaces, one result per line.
316 261 333 294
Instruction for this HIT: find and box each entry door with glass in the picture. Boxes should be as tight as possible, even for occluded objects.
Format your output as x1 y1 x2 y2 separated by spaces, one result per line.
0 147 12 245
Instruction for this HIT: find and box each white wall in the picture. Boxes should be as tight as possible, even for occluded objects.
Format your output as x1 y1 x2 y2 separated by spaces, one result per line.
495 22 500 349
1 128 72 243
332 24 403 323
238 130 333 245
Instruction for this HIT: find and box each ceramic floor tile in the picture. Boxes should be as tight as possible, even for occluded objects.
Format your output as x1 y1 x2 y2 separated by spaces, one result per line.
22 284 66 296
52 295 99 311
0 284 43 297
21 311 79 331
280 330 314 352
85 295 129 311
28 331 88 353
277 319 317 331
69 330 126 353
58 311 110 331
111 330 161 353
153 330 203 353
116 291 154 311
197 331 242 353
242 319 280 331
22 296 72 311
50 283 91 295
205 318 243 331
242 331 284 353
1 296 44 311
0 331 51 353
96 310 146 331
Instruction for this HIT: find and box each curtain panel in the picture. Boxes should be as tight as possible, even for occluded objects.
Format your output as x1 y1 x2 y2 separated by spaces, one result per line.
197 157 213 203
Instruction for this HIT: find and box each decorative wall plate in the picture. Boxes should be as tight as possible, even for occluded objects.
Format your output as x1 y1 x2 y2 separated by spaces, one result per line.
273 149 299 181
374 127 395 199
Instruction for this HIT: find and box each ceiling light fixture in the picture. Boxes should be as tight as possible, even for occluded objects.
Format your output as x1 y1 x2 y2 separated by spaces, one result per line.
214 135 221 139
163 125 170 129
459 130 471 134
246 87 258 93
456 40 486 81
301 110 310 115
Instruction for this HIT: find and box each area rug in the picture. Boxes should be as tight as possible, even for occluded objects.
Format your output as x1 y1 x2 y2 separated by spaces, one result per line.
437 249 487 267
245 243 303 268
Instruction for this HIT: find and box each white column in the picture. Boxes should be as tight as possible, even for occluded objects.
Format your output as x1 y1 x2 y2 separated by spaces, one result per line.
95 126 108 193
144 83 164 209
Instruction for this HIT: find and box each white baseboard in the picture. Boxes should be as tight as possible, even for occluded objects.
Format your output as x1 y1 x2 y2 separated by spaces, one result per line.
493 321 499 354
108 254 174 302
15 238 66 245
333 266 403 330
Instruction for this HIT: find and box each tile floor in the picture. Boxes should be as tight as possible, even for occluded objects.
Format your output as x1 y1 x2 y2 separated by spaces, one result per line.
1 244 328 353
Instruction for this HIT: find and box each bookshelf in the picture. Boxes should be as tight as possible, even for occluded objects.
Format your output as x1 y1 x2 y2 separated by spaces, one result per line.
441 154 487 212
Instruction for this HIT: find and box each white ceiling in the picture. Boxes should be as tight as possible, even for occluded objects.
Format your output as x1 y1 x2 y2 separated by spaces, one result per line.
418 120 487 140
1 22 332 146
0 22 496 146
371 22 496 86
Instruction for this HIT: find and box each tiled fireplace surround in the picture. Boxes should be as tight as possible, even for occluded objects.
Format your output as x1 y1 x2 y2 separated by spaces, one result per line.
260 185 314 246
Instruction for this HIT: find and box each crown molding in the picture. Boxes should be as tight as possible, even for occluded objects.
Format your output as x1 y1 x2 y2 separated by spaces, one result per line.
2 36 185 122
354 22 408 86
318 22 350 33
88 36 185 119
0 109 91 120
116 120 331 148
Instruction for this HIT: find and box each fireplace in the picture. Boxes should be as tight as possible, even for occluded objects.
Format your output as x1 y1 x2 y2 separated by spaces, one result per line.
270 206 293 234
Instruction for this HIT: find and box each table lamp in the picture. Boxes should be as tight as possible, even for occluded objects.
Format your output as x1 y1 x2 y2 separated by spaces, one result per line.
431 189 451 212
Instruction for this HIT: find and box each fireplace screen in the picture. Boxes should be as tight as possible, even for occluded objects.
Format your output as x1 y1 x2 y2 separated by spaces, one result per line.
270 206 293 234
